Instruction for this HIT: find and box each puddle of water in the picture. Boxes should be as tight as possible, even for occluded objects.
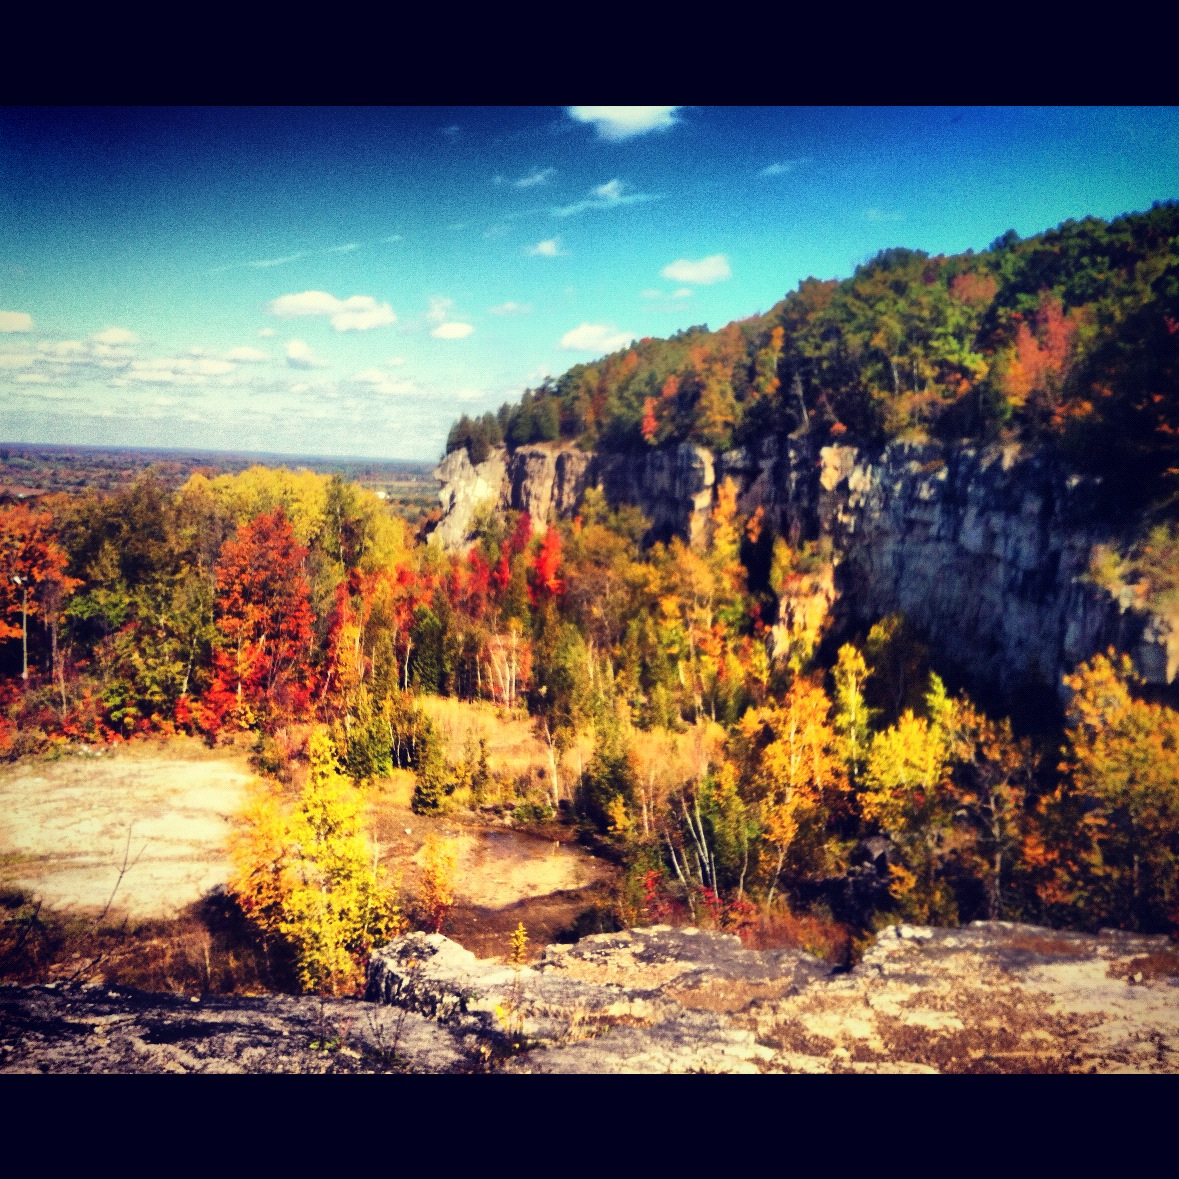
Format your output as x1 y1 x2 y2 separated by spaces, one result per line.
413 827 610 910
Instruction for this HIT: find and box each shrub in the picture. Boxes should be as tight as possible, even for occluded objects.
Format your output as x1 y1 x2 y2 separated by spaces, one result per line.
228 727 405 995
416 833 457 933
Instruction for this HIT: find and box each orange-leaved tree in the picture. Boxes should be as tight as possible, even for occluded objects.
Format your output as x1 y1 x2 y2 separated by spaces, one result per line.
0 503 78 683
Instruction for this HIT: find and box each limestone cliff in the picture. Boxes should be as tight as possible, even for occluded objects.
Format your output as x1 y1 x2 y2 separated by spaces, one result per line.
430 438 1177 697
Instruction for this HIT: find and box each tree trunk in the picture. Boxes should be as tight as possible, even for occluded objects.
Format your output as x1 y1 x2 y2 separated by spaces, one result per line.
20 586 28 680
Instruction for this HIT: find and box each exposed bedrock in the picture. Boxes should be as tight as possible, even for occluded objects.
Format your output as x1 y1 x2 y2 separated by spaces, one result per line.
5 922 1175 1073
364 922 1179 1074
430 438 1177 696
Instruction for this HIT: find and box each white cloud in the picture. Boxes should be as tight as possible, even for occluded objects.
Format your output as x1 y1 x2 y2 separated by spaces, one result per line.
514 167 556 188
225 346 271 363
760 158 810 177
257 327 275 338
0 311 33 333
552 178 660 217
431 322 475 339
567 106 680 141
92 326 139 345
326 242 359 254
387 356 407 367
672 288 693 299
382 234 403 244
661 254 731 285
489 301 531 316
560 323 634 353
864 208 905 222
269 290 396 332
528 238 563 257
285 339 326 369
642 288 694 300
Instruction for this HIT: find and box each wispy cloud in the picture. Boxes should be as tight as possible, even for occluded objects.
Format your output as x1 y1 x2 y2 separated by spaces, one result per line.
864 208 905 222
257 327 275 338
353 367 417 396
225 346 271 363
426 297 453 325
643 288 693 300
552 178 661 218
381 234 403 244
326 242 359 254
489 301 532 315
528 238 564 257
560 323 634 353
247 252 306 269
441 125 461 137
269 290 397 332
285 339 326 369
513 167 556 189
0 311 33 333
661 255 731 284
567 107 681 141
760 158 810 178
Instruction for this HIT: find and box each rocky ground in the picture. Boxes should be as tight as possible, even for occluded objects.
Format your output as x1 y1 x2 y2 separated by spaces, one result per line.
4 920 1177 1073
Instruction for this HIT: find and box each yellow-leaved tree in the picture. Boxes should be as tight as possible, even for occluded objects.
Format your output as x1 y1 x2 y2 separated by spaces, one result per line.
861 674 959 923
229 727 405 995
1031 651 1179 929
738 676 847 906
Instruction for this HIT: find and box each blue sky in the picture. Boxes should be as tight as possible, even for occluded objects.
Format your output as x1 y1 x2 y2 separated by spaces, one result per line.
2 106 1178 461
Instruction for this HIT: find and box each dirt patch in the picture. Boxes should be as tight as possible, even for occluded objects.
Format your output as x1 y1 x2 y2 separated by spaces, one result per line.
444 884 618 963
0 740 258 920
1108 950 1179 984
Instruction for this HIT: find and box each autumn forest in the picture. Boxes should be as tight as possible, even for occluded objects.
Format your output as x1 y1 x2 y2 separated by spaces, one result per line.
2 203 1179 1000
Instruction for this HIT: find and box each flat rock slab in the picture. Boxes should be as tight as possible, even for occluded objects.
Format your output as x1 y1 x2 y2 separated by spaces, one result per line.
0 743 257 919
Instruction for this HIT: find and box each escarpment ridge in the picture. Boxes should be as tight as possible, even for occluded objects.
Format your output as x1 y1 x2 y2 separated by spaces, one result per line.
430 437 1177 703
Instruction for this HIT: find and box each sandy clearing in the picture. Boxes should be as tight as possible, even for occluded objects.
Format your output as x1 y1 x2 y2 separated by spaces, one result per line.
0 739 614 930
0 742 258 919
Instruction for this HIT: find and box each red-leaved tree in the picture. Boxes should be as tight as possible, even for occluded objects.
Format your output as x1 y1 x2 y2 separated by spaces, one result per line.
202 508 315 732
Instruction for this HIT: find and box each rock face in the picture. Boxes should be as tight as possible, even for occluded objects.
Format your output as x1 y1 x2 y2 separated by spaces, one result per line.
504 444 596 526
431 437 1178 697
6 922 1177 1072
430 446 508 551
807 440 1178 696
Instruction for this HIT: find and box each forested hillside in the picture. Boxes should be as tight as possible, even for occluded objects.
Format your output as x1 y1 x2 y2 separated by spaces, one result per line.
450 202 1179 516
